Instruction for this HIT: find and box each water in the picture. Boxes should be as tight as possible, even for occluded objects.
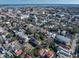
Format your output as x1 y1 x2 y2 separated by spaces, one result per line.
0 4 79 8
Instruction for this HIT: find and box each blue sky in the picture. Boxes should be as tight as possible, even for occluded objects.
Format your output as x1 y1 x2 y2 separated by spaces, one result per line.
0 0 79 4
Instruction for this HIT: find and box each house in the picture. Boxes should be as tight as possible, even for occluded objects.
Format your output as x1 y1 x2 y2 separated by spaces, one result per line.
24 54 32 58
4 51 13 58
0 27 7 35
0 44 5 54
1 34 12 44
10 40 21 51
0 35 4 43
75 45 79 57
20 14 29 19
15 49 23 56
0 48 4 54
14 31 29 43
0 27 11 44
24 43 34 51
1 35 6 41
29 37 38 47
51 33 57 39
34 46 55 58
57 46 72 58
10 41 23 56
34 48 46 57
46 51 55 58
61 30 67 36
3 42 12 50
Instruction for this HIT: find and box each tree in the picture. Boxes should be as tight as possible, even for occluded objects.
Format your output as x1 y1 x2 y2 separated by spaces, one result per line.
25 28 32 35
49 42 57 52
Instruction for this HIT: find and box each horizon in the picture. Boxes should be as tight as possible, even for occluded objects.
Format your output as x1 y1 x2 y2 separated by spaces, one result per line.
0 0 79 4
0 4 79 7
0 4 79 5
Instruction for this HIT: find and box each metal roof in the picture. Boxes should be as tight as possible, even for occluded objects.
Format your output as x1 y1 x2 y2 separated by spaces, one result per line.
55 35 70 43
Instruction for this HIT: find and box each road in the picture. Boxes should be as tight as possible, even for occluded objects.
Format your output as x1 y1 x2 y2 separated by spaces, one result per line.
70 38 77 54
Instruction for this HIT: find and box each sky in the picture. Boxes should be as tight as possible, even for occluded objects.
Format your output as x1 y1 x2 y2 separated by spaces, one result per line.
0 0 79 4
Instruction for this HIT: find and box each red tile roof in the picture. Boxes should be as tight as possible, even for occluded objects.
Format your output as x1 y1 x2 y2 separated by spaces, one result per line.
47 51 54 58
15 50 23 56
